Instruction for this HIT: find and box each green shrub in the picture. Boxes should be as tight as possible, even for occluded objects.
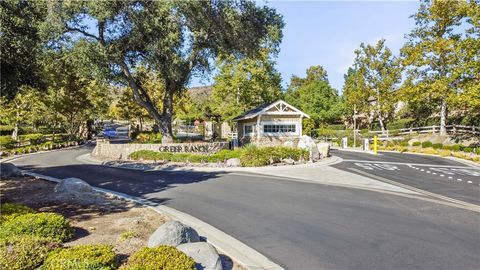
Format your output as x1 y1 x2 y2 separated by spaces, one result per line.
41 244 117 270
442 145 452 150
432 143 443 149
135 132 163 143
0 213 74 242
387 118 414 130
399 141 409 147
421 141 433 148
326 124 345 130
239 146 308 167
0 135 16 149
0 235 59 270
451 144 463 151
121 245 195 270
463 147 473 153
412 141 421 147
0 125 13 135
0 203 36 223
19 133 45 145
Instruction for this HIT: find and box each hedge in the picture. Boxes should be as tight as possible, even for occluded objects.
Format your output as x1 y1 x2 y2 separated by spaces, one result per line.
412 141 421 147
41 244 117 270
130 146 308 167
134 132 163 144
0 212 74 242
432 143 443 149
120 246 195 270
0 236 60 270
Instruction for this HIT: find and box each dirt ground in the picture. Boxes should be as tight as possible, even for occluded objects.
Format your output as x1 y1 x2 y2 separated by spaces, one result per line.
0 176 244 269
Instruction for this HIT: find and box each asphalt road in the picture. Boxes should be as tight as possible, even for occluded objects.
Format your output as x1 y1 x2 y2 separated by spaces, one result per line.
9 146 480 270
331 150 480 206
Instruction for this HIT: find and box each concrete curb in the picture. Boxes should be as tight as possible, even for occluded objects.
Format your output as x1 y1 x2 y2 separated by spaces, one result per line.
22 171 283 270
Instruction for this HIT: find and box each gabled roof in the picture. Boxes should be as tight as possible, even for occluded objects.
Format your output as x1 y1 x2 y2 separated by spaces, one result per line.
232 100 310 121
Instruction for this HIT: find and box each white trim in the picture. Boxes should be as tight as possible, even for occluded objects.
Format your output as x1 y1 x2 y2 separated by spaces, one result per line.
233 100 310 121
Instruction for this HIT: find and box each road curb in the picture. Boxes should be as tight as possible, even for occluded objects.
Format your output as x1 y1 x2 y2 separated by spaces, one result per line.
1 142 92 163
22 171 283 270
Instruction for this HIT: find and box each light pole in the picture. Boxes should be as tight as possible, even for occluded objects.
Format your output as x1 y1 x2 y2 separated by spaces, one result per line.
353 104 357 150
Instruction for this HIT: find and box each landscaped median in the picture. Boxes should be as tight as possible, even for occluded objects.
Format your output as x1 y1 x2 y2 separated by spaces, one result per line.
378 141 480 163
129 145 309 167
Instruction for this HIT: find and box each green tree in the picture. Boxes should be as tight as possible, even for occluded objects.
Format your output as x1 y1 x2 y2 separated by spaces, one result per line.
345 39 402 133
0 0 47 98
45 0 284 142
212 49 282 122
400 0 477 134
0 86 44 140
285 66 342 129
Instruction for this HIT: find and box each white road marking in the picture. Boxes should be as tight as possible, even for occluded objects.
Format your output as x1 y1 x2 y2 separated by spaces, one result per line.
342 159 474 169
426 171 431 173
468 181 473 184
432 172 437 175
440 174 445 177
448 176 453 179
457 179 462 181
421 169 425 171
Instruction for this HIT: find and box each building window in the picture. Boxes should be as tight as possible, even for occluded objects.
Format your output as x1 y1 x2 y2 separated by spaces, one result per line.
263 124 296 133
244 124 255 135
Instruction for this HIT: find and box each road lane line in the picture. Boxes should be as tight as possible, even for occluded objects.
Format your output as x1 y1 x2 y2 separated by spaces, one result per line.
348 168 480 212
341 159 475 169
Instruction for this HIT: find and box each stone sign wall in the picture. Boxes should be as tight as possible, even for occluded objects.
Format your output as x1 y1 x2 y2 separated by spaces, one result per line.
92 140 230 160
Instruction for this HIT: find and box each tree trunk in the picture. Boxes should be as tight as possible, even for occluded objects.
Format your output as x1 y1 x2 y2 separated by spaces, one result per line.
12 108 19 141
440 98 447 136
378 115 386 135
161 87 175 143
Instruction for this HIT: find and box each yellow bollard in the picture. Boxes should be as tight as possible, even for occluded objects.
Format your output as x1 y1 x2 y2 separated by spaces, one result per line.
373 135 378 155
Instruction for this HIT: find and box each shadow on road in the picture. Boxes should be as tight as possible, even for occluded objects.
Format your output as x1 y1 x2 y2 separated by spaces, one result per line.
17 163 225 205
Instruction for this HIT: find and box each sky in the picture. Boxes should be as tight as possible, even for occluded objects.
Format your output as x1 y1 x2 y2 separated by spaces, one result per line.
190 0 421 93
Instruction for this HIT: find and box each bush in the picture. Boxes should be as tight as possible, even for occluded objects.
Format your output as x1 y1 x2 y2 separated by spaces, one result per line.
326 124 345 130
0 213 74 242
41 244 117 270
239 146 308 167
0 236 59 270
463 147 473 153
432 143 443 149
442 145 452 150
421 141 433 148
135 132 163 143
19 133 45 145
412 141 421 147
399 141 409 147
387 118 414 130
0 135 16 149
451 144 463 151
0 203 36 223
121 245 195 270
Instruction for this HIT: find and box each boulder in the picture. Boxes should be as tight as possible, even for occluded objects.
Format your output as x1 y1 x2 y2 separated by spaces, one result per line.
148 220 199 247
177 242 223 270
297 135 315 150
55 178 93 194
225 158 241 167
316 143 330 158
0 162 22 177
282 158 295 165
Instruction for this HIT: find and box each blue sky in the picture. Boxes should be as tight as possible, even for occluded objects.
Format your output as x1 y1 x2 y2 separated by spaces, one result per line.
191 0 421 93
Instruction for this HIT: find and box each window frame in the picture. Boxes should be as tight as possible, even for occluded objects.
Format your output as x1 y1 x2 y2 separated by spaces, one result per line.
243 123 256 136
261 121 299 136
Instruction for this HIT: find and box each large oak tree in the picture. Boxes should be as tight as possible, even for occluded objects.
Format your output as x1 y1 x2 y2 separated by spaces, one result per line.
44 0 283 142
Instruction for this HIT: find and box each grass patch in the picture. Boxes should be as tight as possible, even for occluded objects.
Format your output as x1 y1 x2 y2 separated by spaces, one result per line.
41 244 117 270
121 245 195 270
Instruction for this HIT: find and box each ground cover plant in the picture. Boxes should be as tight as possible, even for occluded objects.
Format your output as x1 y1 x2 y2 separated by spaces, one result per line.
41 244 118 270
120 246 196 270
130 146 309 167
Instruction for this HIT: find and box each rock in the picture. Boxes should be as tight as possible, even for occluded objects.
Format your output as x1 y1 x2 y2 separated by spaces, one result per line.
283 140 294 147
0 162 22 177
225 158 241 167
177 242 223 270
316 143 330 158
297 135 315 150
55 178 93 194
148 220 199 247
282 158 295 165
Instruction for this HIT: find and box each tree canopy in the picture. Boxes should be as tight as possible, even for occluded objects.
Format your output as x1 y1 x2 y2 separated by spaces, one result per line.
44 0 284 142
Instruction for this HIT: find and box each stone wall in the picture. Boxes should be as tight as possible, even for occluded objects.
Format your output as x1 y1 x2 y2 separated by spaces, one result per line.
92 140 230 160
